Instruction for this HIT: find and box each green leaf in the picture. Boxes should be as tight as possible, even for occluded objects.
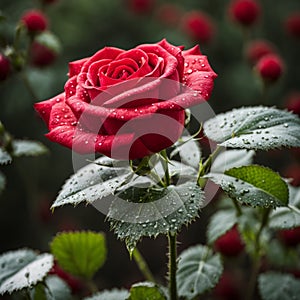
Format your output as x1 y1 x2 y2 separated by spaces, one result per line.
170 136 201 169
35 31 62 54
0 148 12 165
12 140 48 157
51 157 131 208
50 231 106 279
84 289 129 300
269 185 300 229
210 149 255 173
258 272 300 300
207 209 237 244
0 171 6 194
177 245 223 299
109 182 204 251
30 275 72 300
207 165 289 208
0 249 53 295
204 106 300 150
127 282 166 300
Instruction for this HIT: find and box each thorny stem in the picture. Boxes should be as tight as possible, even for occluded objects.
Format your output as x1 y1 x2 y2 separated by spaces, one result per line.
132 248 155 283
246 208 271 300
168 232 178 300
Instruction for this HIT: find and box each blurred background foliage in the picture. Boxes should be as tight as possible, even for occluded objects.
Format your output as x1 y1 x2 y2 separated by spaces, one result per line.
0 0 300 295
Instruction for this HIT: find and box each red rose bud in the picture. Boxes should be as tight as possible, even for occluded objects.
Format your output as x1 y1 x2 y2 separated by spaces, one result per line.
182 11 215 44
285 92 300 116
283 164 300 186
214 272 241 300
0 54 11 81
30 42 56 67
214 225 245 256
245 39 276 65
256 54 284 82
156 4 182 27
278 227 300 247
229 0 260 26
43 0 58 4
127 0 155 14
21 10 48 32
285 12 300 38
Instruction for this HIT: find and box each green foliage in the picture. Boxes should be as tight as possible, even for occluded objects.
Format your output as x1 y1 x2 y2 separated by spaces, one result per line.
12 140 48 157
207 165 289 208
110 182 204 252
204 106 300 150
206 209 237 244
269 185 300 229
177 245 223 299
258 272 300 300
127 282 166 300
0 249 53 295
50 231 107 279
84 289 129 300
30 275 72 300
0 148 11 165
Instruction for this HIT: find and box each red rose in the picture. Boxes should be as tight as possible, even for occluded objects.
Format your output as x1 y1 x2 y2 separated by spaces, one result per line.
30 41 57 67
256 54 284 82
182 11 215 44
34 40 216 160
278 227 300 247
245 39 276 65
21 10 48 33
228 0 260 26
285 12 300 38
126 0 155 14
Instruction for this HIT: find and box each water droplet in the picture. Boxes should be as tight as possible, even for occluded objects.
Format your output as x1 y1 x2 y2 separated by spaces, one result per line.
187 69 193 74
284 123 289 128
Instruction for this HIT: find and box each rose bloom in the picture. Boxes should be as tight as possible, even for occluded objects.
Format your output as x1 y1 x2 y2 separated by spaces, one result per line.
34 40 216 160
182 11 215 44
256 54 284 82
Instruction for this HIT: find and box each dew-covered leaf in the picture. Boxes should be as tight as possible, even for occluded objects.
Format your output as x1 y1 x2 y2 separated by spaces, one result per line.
0 249 53 295
30 275 72 300
83 289 129 300
170 136 201 169
258 272 300 300
204 106 300 150
51 157 131 208
127 282 166 300
177 245 223 299
206 165 289 208
207 209 238 244
0 171 6 194
109 182 204 251
210 149 255 173
0 148 12 165
12 140 48 157
50 231 106 279
269 185 300 229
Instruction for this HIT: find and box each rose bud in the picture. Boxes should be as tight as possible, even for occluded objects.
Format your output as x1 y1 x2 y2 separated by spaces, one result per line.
182 11 215 44
34 39 217 160
214 225 245 256
284 92 300 116
30 42 57 67
214 272 241 300
156 4 182 27
0 53 11 81
20 9 48 33
285 12 300 38
283 163 300 186
43 0 58 4
278 227 300 247
228 0 260 26
255 54 284 82
245 39 276 65
126 0 155 14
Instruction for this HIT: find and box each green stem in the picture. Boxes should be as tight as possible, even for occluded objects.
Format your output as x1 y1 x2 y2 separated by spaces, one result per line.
288 204 300 215
21 71 39 101
85 279 98 294
232 198 242 217
160 149 170 186
168 232 178 300
132 248 155 283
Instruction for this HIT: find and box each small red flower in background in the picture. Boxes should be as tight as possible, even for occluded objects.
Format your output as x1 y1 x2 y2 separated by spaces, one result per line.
284 92 300 116
214 225 245 256
126 0 155 14
156 4 182 27
228 0 260 26
283 163 300 186
285 12 300 38
20 10 48 33
255 54 284 82
245 39 276 65
30 41 57 67
278 227 300 247
182 11 215 44
43 0 58 4
214 272 241 300
0 54 11 81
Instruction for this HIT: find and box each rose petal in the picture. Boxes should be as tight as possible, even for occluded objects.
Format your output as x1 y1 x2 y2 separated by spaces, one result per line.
69 58 89 77
87 59 112 86
48 102 77 130
65 76 78 100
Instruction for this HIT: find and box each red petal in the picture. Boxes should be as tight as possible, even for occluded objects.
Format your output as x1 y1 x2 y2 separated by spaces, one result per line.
68 58 88 77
